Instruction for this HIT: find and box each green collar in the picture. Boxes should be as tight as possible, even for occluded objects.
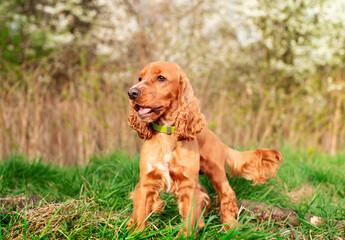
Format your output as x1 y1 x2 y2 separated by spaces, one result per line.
151 122 175 135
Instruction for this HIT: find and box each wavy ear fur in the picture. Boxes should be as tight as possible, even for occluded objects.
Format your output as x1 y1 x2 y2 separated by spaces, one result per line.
175 69 206 141
128 109 153 140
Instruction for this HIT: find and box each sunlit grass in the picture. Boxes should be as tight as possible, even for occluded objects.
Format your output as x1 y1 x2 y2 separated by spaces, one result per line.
1 148 344 239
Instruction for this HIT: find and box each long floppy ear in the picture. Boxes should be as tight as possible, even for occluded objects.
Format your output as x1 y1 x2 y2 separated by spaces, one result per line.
175 69 206 141
128 108 153 140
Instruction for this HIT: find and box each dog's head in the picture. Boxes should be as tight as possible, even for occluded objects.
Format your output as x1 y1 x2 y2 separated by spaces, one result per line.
128 61 205 141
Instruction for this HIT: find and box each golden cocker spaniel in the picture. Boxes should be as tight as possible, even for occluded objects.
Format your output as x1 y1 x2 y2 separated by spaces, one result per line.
127 61 283 235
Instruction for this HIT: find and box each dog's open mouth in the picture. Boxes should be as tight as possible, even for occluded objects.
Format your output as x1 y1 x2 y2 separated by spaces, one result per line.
135 105 163 118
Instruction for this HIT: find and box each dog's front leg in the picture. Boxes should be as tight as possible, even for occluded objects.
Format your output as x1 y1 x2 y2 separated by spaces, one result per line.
128 140 165 231
128 181 164 231
172 141 209 236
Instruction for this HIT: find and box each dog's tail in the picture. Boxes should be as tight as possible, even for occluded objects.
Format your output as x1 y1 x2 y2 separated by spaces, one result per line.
225 147 283 184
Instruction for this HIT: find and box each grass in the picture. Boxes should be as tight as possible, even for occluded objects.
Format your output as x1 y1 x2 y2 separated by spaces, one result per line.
0 147 344 239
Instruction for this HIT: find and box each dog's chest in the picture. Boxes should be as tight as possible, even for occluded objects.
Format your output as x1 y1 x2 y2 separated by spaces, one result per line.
157 133 177 162
153 133 178 191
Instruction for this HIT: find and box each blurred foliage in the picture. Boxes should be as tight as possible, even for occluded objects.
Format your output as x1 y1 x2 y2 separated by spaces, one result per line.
0 0 345 163
0 0 98 68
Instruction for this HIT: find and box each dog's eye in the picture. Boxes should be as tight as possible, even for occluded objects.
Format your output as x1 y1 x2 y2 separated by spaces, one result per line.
157 75 166 82
138 77 142 82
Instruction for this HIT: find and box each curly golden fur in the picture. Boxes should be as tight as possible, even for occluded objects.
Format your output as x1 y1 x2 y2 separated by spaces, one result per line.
127 61 283 236
174 69 206 141
128 110 153 140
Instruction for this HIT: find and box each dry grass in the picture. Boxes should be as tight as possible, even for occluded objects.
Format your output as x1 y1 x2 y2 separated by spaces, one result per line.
3 198 119 239
1 49 345 164
0 49 140 164
0 194 39 213
287 184 315 204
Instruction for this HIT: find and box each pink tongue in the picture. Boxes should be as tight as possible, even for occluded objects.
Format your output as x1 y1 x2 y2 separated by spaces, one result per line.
139 107 151 115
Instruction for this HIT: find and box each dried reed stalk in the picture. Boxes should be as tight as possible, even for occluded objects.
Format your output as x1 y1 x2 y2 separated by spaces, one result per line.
1 52 344 164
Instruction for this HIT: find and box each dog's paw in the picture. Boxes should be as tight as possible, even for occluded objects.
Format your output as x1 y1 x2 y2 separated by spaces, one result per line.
218 218 240 232
126 218 135 230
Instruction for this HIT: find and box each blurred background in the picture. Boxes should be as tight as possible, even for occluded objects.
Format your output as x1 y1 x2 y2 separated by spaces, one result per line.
1 0 344 165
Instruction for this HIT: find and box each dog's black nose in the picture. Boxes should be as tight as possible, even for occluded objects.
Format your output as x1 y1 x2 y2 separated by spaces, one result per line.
128 88 141 100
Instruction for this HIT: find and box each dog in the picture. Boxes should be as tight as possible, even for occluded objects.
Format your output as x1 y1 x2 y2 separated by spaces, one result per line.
127 61 283 235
